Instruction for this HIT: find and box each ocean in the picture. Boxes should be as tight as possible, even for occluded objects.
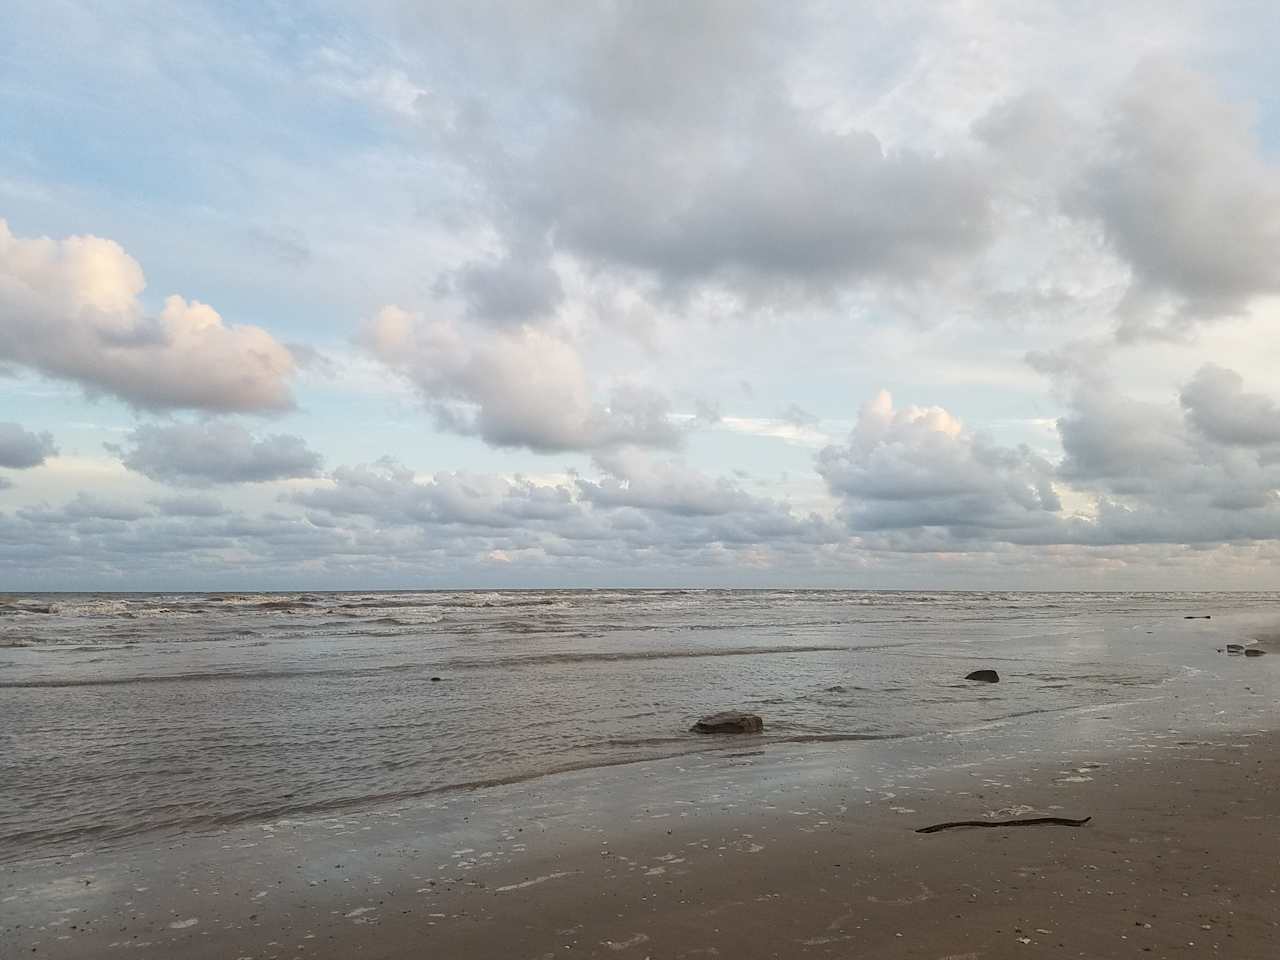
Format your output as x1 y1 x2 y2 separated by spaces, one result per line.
2 589 1275 865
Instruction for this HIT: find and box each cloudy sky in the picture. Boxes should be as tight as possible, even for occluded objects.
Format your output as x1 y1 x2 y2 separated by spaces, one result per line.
3 1 1280 590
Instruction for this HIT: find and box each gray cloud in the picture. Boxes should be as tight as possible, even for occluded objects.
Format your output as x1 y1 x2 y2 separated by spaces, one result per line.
294 452 835 552
820 369 1280 549
533 121 991 295
293 459 579 528
364 307 681 453
1074 60 1280 331
1057 389 1191 496
0 220 297 411
18 492 152 523
446 244 564 327
578 450 771 517
149 494 229 517
1180 364 1280 447
0 422 57 468
973 90 1077 171
110 421 323 486
398 1 993 328
1057 371 1280 520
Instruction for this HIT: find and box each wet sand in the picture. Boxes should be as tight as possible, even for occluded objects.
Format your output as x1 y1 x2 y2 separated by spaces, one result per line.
6 695 1279 960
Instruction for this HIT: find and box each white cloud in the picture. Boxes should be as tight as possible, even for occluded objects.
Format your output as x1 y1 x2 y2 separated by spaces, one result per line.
364 306 681 453
0 219 297 411
717 416 833 449
818 390 1060 533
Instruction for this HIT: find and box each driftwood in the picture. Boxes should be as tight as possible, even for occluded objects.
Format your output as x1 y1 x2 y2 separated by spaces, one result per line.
915 816 1092 834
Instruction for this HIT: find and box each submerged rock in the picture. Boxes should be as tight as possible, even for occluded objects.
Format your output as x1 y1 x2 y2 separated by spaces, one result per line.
691 711 764 734
965 669 1000 683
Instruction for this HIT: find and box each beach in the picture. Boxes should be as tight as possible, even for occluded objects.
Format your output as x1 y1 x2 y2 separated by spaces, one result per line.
6 712 1277 958
3 592 1278 958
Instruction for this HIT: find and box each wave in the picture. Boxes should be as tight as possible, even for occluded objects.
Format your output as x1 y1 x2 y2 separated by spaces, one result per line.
0 644 849 689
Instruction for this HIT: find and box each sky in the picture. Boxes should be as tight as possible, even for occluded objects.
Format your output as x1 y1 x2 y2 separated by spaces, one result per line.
3 1 1280 590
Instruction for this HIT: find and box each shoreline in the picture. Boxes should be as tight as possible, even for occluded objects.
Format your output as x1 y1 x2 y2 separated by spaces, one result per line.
6 682 1279 959
7 597 1273 870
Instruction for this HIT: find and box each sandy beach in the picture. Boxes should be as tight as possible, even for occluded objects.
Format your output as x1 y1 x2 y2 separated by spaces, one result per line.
6 682 1278 960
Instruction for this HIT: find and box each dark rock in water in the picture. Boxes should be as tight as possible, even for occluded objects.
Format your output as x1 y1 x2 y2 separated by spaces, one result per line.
1244 648 1266 657
1184 615 1211 619
691 711 764 734
965 669 1000 683
1225 644 1245 654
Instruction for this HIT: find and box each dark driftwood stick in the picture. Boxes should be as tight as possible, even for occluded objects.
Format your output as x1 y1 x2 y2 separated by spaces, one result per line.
915 816 1092 834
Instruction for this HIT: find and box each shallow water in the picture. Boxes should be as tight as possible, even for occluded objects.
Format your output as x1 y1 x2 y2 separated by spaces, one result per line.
1 589 1275 862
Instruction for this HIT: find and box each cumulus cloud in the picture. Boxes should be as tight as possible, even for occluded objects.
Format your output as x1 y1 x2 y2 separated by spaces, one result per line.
395 1 993 329
818 390 1060 533
1179 364 1280 447
0 220 297 411
1074 60 1280 331
820 374 1280 549
0 422 57 469
1056 366 1280 521
1012 364 1280 543
535 119 991 295
364 306 680 452
1056 389 1191 496
110 421 323 486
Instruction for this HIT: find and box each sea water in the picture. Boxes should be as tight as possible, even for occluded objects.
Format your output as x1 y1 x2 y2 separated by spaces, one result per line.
2 589 1275 862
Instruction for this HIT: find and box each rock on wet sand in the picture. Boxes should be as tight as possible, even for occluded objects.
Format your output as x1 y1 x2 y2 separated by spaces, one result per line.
691 711 764 734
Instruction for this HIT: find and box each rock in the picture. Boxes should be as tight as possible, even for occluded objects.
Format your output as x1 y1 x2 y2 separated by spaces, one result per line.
1244 648 1266 657
965 669 1000 683
1225 643 1245 654
691 711 763 734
